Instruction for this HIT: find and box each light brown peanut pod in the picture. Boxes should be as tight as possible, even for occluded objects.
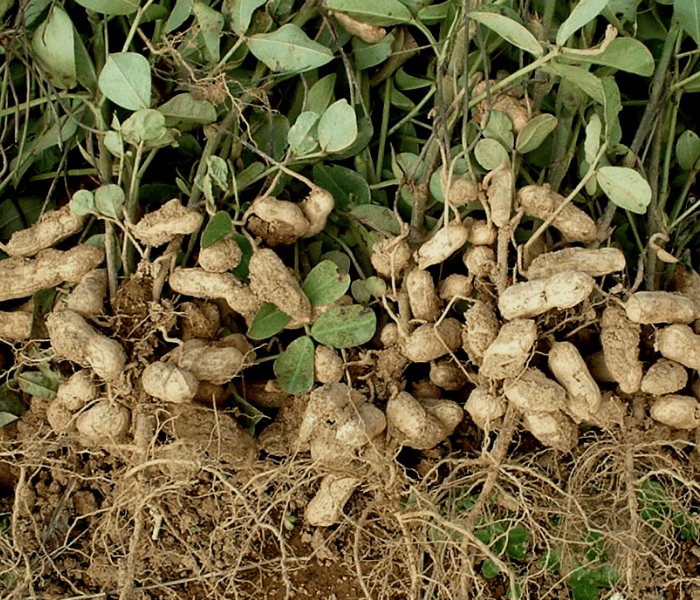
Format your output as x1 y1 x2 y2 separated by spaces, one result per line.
56 370 97 411
465 386 506 429
549 341 601 421
169 339 248 384
522 410 577 452
386 392 463 449
466 218 497 245
527 247 626 280
447 176 479 207
0 245 104 302
46 310 126 382
132 199 203 246
641 359 688 396
248 196 310 239
314 345 344 384
498 271 594 320
76 400 131 440
429 360 467 391
0 310 32 341
480 319 537 380
415 222 469 270
623 291 697 324
401 318 462 363
330 11 386 43
1 205 84 257
67 268 107 317
463 245 496 278
300 187 334 237
438 274 472 301
600 305 643 393
504 368 567 413
169 268 261 318
406 269 440 322
142 361 199 403
462 300 499 366
650 395 700 429
371 237 412 281
483 161 513 228
248 249 312 324
655 324 700 371
517 184 597 243
198 238 242 273
305 474 360 527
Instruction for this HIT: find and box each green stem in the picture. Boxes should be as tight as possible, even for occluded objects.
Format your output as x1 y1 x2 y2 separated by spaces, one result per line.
630 21 681 156
375 79 393 181
387 85 436 137
214 36 246 72
467 51 555 109
658 93 680 215
670 67 700 93
121 0 156 52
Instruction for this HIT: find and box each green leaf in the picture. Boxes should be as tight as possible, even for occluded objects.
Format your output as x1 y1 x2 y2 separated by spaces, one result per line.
568 569 600 600
121 109 166 145
158 93 217 128
248 302 291 340
99 52 151 110
676 129 700 170
311 305 376 348
584 113 602 165
165 0 192 32
675 0 700 45
301 260 351 306
563 37 654 76
352 32 395 70
104 130 124 158
206 155 229 191
307 73 337 114
236 162 265 191
17 370 58 400
274 335 315 395
506 525 529 560
597 166 651 214
73 21 97 92
193 1 223 63
248 24 334 73
468 11 544 57
70 189 96 217
351 276 386 303
312 163 371 209
395 68 432 90
483 110 514 151
556 0 610 46
74 0 139 15
0 413 19 428
231 234 253 279
0 384 27 417
516 113 558 153
351 280 371 303
94 184 126 219
545 63 605 105
350 204 401 235
474 138 510 170
288 111 320 156
230 0 267 34
325 0 413 26
31 6 77 89
201 211 233 248
481 560 501 579
318 99 358 153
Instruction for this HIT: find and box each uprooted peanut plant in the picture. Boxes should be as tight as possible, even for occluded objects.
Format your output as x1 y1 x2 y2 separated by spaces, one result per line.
2 0 700 599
